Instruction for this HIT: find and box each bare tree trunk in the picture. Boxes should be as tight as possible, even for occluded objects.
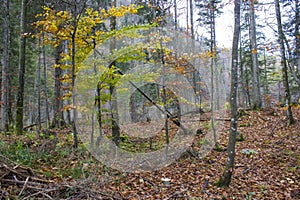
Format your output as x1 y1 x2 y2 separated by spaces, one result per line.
239 39 248 107
42 32 50 128
275 0 295 125
295 0 300 78
95 81 104 148
93 41 103 149
51 43 64 128
217 0 240 187
1 0 10 131
70 1 81 148
174 0 178 30
186 0 189 34
160 38 169 145
190 0 194 39
16 0 27 134
283 34 300 84
249 0 262 109
110 0 120 147
63 40 71 125
71 31 78 148
263 46 269 104
37 37 42 134
209 0 218 147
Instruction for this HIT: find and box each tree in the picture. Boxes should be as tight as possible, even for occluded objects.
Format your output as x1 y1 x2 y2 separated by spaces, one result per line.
109 0 121 147
49 1 67 129
275 0 295 125
190 0 195 39
239 3 253 108
36 37 42 133
195 0 222 147
34 2 141 147
216 0 241 187
281 0 300 85
296 0 300 80
70 0 88 148
239 1 269 108
239 36 251 108
1 0 11 131
249 0 262 109
15 0 28 134
52 42 65 128
42 32 51 128
174 0 178 30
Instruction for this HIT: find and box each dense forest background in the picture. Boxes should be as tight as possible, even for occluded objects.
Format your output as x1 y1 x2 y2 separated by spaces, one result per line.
0 0 299 132
0 0 299 199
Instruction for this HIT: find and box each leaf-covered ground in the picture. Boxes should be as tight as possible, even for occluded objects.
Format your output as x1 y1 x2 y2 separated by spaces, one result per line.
0 108 299 199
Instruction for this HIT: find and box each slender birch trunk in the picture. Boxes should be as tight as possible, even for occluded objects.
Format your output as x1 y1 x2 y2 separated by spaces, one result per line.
217 0 241 187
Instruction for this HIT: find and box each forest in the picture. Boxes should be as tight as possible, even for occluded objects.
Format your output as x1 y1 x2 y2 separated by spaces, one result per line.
0 0 299 199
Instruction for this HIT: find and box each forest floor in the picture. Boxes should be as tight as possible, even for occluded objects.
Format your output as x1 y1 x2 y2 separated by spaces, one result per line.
0 107 299 199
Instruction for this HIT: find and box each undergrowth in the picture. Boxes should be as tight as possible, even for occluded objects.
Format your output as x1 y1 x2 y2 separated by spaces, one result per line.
0 130 115 180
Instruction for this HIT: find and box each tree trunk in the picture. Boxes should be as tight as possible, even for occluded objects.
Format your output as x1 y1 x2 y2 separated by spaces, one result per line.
160 39 169 145
186 0 189 34
1 0 10 131
51 42 64 128
174 0 178 30
190 0 194 39
275 0 295 125
249 0 262 109
239 39 248 107
42 32 50 128
110 0 120 147
37 37 42 134
95 81 104 148
71 32 78 148
15 0 27 134
217 0 240 187
295 0 300 79
283 34 300 84
71 2 80 149
263 47 269 104
209 0 218 147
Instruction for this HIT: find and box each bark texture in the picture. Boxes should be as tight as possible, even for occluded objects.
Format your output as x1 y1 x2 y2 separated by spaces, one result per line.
217 0 240 187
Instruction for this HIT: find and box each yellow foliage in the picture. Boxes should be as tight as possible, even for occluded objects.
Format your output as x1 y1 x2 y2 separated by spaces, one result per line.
282 106 288 111
63 104 74 111
56 11 69 19
52 64 61 69
34 4 141 97
251 48 258 54
60 91 72 100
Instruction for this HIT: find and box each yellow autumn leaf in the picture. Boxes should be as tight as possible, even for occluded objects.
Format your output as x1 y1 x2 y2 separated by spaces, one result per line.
63 104 74 111
94 17 102 24
251 48 257 54
86 8 93 16
282 106 288 111
42 6 52 12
